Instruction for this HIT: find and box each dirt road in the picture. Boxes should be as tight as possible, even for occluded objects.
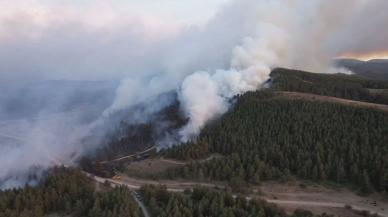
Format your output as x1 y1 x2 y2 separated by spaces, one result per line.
277 91 388 112
260 182 388 217
85 172 388 217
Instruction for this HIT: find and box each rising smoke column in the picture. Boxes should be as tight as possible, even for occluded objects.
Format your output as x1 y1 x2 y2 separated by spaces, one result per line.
178 24 289 141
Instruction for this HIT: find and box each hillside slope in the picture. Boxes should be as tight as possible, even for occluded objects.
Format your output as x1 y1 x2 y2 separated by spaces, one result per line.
166 69 388 194
336 59 388 80
271 68 388 105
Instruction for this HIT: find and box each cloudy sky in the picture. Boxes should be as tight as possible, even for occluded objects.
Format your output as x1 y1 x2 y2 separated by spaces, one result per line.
0 0 387 85
1 0 230 26
0 0 234 84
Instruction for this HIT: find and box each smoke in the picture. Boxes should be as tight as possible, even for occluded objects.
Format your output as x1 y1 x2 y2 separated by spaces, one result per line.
0 81 117 188
178 23 288 140
174 0 388 140
1 0 388 188
328 0 388 56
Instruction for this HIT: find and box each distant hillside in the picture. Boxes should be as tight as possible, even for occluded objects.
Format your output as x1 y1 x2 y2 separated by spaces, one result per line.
271 68 388 105
336 58 388 80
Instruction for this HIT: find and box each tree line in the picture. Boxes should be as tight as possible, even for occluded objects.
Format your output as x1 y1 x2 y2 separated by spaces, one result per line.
0 168 142 217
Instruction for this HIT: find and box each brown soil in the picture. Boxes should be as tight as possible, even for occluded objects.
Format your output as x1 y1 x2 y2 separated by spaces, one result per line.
276 91 388 112
258 181 388 217
124 155 222 177
124 158 184 177
89 171 388 217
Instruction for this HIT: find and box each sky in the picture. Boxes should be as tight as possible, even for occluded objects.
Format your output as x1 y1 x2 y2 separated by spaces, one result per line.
6 0 231 25
0 0 235 84
111 0 231 25
339 51 388 61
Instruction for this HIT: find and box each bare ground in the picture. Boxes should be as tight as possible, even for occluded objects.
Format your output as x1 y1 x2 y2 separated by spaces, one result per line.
124 158 184 177
116 156 388 217
87 169 388 217
276 91 388 112
257 181 388 217
124 155 222 177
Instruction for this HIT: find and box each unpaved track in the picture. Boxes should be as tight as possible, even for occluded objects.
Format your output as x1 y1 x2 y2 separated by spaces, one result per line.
159 155 221 166
84 172 217 192
85 172 388 217
277 91 388 112
99 146 157 164
266 200 345 208
266 199 386 217
260 182 388 217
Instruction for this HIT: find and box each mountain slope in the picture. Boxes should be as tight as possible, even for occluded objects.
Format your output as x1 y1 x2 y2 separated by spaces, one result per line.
166 69 388 194
336 58 388 80
271 68 388 105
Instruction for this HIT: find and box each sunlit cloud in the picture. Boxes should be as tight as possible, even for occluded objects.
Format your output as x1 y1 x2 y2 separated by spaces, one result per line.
338 51 388 61
0 1 182 43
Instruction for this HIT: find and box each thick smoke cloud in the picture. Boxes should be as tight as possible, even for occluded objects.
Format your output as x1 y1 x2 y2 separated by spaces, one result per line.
1 0 388 188
328 0 388 56
175 0 388 140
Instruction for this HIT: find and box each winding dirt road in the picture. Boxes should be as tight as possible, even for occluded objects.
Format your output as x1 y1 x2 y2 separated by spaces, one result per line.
85 172 388 217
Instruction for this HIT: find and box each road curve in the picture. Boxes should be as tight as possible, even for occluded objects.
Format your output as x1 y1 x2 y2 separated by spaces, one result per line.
85 172 387 217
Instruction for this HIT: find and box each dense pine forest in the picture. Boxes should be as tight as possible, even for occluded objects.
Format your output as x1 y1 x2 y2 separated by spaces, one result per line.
140 185 334 217
0 168 142 217
166 89 388 194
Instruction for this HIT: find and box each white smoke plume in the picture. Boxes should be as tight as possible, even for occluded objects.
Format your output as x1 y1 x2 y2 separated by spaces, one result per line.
1 0 388 188
178 24 288 140
174 0 388 140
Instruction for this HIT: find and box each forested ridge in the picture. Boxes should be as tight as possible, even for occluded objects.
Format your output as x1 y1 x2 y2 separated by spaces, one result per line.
0 168 142 217
271 68 388 104
140 185 334 217
166 88 388 193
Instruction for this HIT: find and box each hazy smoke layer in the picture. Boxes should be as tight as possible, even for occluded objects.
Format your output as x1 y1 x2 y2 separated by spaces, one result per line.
1 0 388 188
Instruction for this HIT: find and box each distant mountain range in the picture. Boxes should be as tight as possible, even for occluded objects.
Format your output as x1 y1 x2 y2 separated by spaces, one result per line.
336 58 388 79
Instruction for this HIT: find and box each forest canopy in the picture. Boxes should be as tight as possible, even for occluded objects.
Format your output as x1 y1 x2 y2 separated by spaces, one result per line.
166 73 388 194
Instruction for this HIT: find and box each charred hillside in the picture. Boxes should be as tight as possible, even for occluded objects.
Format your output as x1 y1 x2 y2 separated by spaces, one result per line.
79 92 188 176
